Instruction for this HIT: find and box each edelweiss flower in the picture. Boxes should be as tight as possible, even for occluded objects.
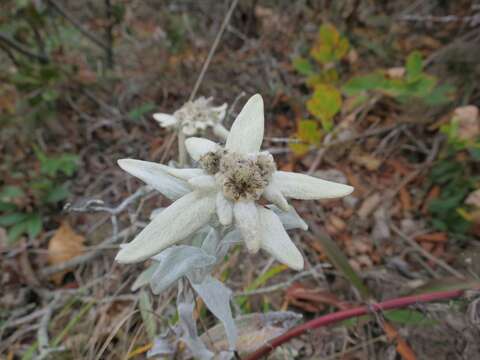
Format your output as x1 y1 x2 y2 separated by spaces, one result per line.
116 94 353 270
153 96 229 139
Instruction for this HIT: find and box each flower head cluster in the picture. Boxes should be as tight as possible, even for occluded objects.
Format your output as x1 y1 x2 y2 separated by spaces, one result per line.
116 94 353 270
153 96 228 139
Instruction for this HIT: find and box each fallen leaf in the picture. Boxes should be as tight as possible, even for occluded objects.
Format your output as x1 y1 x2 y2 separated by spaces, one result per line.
466 189 480 208
47 221 85 284
358 193 382 219
387 67 406 79
351 153 382 171
453 105 479 141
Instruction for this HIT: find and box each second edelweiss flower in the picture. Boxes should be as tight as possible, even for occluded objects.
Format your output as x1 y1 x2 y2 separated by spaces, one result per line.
153 96 229 139
116 94 353 270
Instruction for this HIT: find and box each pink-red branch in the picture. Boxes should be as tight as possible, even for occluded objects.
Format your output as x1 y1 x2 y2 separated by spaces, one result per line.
244 289 468 360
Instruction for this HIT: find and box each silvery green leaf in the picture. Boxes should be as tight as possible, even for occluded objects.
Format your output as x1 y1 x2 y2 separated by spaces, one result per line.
191 225 213 247
147 336 175 358
150 246 216 295
177 282 214 360
139 289 157 340
190 275 237 351
267 205 308 230
201 227 219 255
131 262 160 291
221 229 242 245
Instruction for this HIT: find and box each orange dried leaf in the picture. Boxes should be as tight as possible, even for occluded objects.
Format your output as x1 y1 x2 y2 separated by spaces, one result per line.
47 221 85 284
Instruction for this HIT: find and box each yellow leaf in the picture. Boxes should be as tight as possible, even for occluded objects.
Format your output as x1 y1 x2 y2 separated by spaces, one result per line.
47 221 85 284
306 84 342 126
310 24 349 64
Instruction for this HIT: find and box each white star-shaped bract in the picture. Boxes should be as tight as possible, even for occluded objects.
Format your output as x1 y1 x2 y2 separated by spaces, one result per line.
116 94 353 270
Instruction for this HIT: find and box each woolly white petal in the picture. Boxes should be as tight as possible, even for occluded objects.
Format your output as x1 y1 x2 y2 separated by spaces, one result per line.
213 123 229 140
262 183 290 211
188 175 217 191
153 113 177 127
118 159 190 200
166 168 205 181
185 137 219 161
272 171 354 200
225 94 264 154
115 191 216 263
258 207 304 270
233 201 260 253
213 103 228 120
216 192 233 226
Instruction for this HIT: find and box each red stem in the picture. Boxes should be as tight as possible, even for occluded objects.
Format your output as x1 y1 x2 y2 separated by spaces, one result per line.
244 289 466 360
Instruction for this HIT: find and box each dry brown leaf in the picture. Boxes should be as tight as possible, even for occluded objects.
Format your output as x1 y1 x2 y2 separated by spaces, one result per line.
358 193 382 219
466 189 480 208
47 221 85 284
387 67 405 79
351 153 382 171
452 105 479 141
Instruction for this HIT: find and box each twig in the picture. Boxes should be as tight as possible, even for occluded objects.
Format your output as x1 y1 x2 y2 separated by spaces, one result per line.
244 288 471 360
0 32 49 63
37 294 63 360
104 0 115 68
391 225 465 279
46 0 109 51
189 0 239 101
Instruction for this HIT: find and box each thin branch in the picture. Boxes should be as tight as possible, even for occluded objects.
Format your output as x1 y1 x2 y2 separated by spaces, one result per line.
244 288 472 360
0 32 49 63
391 224 465 279
46 0 109 51
189 0 239 101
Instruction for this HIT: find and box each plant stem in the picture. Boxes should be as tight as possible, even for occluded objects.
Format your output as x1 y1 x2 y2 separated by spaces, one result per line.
178 131 187 166
244 288 469 360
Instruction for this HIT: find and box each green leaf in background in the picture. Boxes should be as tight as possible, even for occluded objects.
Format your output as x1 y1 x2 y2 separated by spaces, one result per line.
139 289 157 341
0 212 28 226
44 183 71 203
128 102 156 121
307 84 342 128
0 201 18 212
342 309 437 327
298 120 322 145
8 221 29 243
25 213 42 238
405 51 423 83
292 57 314 76
35 148 79 177
0 185 25 202
342 72 386 96
425 83 455 105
